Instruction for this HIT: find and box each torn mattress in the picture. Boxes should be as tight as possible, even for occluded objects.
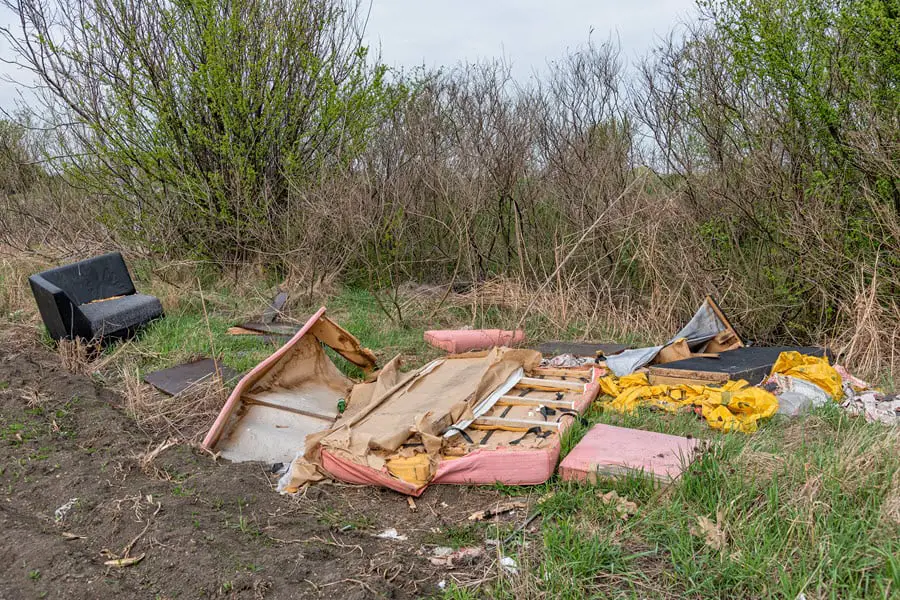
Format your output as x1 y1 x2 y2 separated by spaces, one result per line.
279 352 602 495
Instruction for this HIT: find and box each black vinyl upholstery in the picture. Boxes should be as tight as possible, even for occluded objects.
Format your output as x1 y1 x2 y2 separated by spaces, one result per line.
28 252 163 341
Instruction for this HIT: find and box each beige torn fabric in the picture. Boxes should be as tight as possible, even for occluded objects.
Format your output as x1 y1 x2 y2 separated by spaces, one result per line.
308 316 378 371
278 347 540 492
249 333 353 394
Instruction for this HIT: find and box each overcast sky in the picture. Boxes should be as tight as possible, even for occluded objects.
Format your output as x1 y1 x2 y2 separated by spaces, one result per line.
0 0 699 112
364 0 698 81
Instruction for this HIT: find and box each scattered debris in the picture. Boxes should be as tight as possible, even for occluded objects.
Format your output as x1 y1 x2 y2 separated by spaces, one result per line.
690 511 727 552
598 491 638 520
764 373 830 416
375 528 408 541
607 296 742 377
503 511 542 544
260 291 289 324
536 341 627 359
842 392 900 426
61 532 85 540
54 498 78 522
542 354 595 368
104 553 145 568
468 501 527 521
407 497 417 512
499 556 518 574
429 546 484 567
233 322 301 337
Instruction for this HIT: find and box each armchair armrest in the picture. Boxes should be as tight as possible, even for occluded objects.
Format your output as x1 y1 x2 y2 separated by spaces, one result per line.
28 274 86 340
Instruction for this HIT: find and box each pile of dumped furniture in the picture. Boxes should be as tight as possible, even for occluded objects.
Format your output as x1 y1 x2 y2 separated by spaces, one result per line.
30 254 899 497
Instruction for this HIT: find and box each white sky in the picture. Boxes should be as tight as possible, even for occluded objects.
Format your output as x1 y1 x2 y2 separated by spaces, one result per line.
364 0 698 81
0 0 698 112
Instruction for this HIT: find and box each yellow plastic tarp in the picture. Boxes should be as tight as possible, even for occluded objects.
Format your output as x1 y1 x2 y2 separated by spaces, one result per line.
597 374 778 433
770 351 843 400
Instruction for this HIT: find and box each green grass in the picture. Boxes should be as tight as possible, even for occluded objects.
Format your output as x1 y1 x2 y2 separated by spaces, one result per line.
459 402 900 599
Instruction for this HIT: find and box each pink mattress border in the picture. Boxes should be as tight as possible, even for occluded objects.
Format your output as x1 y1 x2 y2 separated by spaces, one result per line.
202 307 327 451
320 366 602 494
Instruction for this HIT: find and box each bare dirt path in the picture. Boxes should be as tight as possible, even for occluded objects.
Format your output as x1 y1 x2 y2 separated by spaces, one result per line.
0 334 511 599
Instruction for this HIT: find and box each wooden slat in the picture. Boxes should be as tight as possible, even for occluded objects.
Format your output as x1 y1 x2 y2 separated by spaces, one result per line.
646 367 729 385
529 367 592 379
647 374 716 387
516 377 584 392
495 395 575 409
244 392 337 422
706 294 744 347
471 416 560 430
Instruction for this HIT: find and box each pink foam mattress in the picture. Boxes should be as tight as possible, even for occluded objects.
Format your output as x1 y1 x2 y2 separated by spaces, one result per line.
559 423 699 482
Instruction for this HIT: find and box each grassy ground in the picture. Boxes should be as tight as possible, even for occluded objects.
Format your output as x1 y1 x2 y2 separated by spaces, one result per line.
457 404 900 599
3 257 898 599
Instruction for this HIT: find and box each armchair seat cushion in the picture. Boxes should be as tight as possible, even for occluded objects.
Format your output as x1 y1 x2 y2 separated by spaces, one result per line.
78 294 164 338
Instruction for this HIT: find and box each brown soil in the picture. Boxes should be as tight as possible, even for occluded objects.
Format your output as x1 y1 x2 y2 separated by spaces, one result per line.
0 333 527 599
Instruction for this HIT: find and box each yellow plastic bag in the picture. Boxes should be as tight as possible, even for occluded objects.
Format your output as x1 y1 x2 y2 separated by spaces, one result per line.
770 351 843 400
599 373 778 434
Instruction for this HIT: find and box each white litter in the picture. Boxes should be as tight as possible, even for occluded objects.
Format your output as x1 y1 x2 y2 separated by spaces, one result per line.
375 528 408 541
54 498 78 522
500 556 519 575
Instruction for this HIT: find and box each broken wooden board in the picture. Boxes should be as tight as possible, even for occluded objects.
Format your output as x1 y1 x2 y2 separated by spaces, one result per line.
144 359 240 396
237 322 302 336
260 291 289 324
648 346 830 386
559 423 700 483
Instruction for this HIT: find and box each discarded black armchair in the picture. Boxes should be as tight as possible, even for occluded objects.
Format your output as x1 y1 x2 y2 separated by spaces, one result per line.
29 252 164 342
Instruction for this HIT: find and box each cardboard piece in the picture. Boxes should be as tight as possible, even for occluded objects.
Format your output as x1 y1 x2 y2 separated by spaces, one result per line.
144 359 240 396
559 424 700 482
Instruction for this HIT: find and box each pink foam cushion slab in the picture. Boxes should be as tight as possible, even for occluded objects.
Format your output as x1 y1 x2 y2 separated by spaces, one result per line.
424 329 526 353
559 424 700 482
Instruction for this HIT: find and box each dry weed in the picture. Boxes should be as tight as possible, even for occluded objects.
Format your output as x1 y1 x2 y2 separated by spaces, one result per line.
735 449 786 485
136 438 180 481
833 272 900 382
122 366 227 442
835 428 900 497
57 338 100 375
881 469 900 526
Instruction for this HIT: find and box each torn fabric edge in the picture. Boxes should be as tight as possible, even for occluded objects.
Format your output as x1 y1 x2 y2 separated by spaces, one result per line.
607 296 739 376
